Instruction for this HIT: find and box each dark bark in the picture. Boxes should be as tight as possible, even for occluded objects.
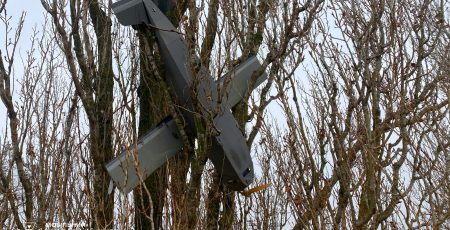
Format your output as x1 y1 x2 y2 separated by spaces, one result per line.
135 26 169 230
206 174 221 229
135 2 189 229
88 1 115 228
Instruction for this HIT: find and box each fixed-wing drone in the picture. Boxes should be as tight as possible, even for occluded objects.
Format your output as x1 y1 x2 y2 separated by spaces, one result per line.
106 0 267 193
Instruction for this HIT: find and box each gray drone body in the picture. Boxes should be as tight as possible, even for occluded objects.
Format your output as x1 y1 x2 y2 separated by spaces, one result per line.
106 0 267 192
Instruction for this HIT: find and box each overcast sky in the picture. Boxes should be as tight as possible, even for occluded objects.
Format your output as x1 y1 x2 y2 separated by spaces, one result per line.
0 1 45 134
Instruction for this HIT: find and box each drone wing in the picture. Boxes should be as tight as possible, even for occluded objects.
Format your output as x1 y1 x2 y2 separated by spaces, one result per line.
106 117 182 194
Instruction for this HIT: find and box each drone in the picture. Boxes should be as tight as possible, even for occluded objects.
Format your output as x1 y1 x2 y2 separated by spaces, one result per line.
106 0 267 193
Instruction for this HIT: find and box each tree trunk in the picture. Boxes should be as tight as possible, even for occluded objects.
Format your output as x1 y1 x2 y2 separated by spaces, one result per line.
88 1 115 228
135 1 189 229
135 26 169 230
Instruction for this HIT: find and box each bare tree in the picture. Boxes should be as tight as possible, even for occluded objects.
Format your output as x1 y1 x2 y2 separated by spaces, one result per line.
0 8 33 230
39 0 115 228
0 0 448 229
0 8 88 229
255 0 449 229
